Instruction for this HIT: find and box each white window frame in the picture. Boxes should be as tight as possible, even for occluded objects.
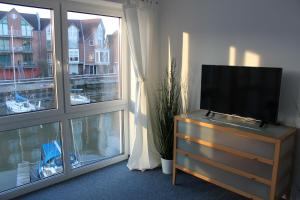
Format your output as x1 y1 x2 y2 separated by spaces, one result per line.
95 48 110 65
68 49 79 63
0 1 128 199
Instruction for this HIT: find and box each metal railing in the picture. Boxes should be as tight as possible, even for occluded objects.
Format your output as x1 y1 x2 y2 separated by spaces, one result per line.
0 30 32 38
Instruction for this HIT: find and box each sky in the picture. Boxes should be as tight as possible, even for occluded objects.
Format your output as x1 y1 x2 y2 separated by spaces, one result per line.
0 3 119 35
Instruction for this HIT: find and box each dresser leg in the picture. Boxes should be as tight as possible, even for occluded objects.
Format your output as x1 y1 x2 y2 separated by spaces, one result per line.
172 168 176 185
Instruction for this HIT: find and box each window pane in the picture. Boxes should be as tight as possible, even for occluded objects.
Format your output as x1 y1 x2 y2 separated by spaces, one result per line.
0 122 63 192
67 12 121 105
69 111 123 168
0 3 56 116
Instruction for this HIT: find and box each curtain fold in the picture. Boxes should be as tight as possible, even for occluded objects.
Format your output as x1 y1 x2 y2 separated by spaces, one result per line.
123 0 160 171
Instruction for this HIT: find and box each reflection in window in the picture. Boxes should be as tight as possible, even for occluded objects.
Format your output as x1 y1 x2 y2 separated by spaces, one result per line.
67 12 120 105
68 25 79 49
0 16 8 35
21 19 32 37
0 3 56 116
0 122 63 193
70 112 122 168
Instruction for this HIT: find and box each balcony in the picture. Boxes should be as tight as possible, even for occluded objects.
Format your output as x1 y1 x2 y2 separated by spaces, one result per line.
0 30 33 38
0 46 32 53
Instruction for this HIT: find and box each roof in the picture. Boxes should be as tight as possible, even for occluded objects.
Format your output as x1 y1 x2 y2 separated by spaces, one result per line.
0 8 105 38
0 9 40 30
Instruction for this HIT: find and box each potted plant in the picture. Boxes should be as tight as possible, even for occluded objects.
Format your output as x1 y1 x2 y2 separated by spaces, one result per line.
155 58 181 174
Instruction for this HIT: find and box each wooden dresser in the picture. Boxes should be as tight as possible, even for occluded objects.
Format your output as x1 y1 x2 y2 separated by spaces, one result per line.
172 110 296 200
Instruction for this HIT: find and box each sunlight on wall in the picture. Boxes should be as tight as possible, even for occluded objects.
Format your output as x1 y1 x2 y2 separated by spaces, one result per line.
244 51 260 67
229 46 236 66
181 32 190 113
168 36 172 73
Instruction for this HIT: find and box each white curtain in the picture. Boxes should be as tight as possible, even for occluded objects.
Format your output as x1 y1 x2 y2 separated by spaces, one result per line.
123 0 160 170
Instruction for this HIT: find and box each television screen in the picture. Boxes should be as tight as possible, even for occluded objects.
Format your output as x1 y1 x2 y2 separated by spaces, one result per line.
200 65 282 123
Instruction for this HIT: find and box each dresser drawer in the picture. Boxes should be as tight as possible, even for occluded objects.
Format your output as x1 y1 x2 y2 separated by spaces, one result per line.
177 121 275 160
176 154 270 199
177 138 273 181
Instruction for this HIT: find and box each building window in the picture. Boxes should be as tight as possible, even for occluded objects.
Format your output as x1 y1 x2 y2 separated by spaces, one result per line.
89 40 94 46
0 16 8 35
69 49 79 63
0 39 9 51
47 53 52 64
23 54 33 65
46 25 52 49
22 39 31 51
0 55 11 67
21 19 32 37
95 49 110 65
68 25 79 49
96 24 104 47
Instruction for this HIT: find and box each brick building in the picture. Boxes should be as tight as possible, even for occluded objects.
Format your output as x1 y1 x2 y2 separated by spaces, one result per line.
0 8 119 80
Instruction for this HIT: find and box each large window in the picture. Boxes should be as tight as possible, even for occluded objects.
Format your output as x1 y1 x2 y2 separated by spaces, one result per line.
0 55 11 67
0 39 9 51
21 19 32 37
70 111 123 168
67 12 121 105
0 3 56 117
0 1 126 199
68 25 79 49
0 122 63 193
0 16 8 35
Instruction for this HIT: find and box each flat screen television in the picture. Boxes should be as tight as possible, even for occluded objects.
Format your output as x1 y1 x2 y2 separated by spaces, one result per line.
200 65 282 124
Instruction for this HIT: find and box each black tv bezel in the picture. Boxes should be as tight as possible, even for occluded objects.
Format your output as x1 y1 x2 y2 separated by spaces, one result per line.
200 64 282 124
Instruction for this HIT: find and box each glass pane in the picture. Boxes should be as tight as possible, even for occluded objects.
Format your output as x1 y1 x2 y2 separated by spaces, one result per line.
0 3 56 116
67 12 121 105
70 111 123 168
0 122 63 193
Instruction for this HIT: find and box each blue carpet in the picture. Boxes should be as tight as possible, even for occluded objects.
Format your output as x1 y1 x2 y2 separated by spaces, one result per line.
15 161 246 200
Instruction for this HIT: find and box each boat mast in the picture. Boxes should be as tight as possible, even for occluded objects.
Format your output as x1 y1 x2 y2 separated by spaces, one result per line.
11 26 16 91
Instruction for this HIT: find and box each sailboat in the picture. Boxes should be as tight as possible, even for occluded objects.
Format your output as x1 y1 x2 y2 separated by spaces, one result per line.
70 89 90 105
6 26 36 114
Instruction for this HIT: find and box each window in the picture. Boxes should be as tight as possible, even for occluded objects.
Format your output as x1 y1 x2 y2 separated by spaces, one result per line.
89 40 94 46
23 54 33 65
0 55 11 67
21 19 32 37
22 39 31 51
69 112 122 168
0 39 9 51
46 25 52 49
95 49 110 65
68 25 79 49
67 12 120 105
0 122 63 193
0 1 126 198
69 49 79 63
0 3 56 117
47 53 52 64
96 24 104 47
0 16 8 35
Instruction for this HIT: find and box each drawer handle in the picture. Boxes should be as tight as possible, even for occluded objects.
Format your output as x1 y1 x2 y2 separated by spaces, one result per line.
251 157 258 161
250 177 256 181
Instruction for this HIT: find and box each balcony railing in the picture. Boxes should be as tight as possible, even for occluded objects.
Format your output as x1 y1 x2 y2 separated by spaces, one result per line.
0 30 32 38
0 46 32 53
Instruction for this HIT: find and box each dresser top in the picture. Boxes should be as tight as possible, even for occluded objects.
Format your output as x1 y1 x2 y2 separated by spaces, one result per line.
176 110 296 141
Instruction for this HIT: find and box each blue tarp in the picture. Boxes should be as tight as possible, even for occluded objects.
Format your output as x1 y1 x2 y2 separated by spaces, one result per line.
41 140 61 164
15 92 27 102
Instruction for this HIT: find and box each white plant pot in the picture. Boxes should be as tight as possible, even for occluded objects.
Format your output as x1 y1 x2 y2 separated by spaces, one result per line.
161 158 173 174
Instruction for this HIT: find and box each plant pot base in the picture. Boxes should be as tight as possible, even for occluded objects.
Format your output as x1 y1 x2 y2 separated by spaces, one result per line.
161 158 173 174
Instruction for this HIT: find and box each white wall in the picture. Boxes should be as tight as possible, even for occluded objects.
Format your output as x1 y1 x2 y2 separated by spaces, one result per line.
159 0 300 190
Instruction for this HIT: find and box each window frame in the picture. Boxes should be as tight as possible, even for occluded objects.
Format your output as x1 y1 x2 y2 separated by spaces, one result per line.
0 0 64 127
61 1 127 114
0 0 129 199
